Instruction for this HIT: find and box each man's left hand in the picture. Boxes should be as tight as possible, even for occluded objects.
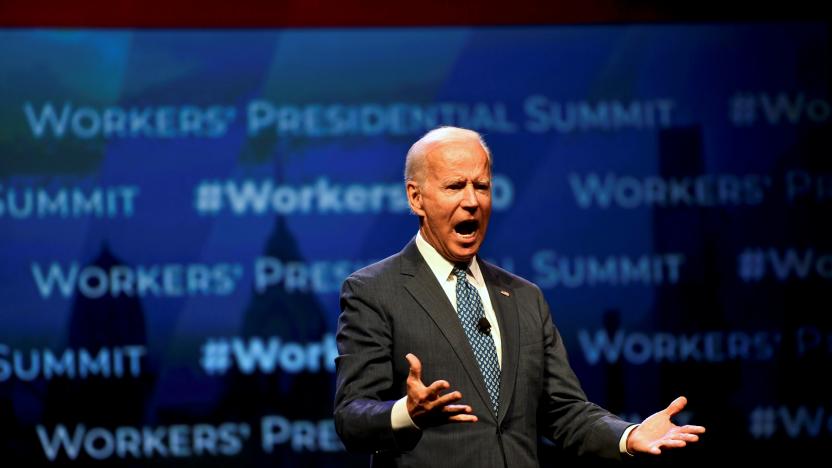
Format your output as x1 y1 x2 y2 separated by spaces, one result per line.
627 396 706 455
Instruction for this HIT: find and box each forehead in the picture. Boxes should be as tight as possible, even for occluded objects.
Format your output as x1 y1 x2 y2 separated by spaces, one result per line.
424 139 490 179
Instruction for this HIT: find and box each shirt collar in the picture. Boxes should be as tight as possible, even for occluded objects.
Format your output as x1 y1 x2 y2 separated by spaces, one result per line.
415 230 485 287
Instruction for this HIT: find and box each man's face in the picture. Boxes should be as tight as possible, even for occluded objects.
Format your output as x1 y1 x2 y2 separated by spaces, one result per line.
407 139 492 263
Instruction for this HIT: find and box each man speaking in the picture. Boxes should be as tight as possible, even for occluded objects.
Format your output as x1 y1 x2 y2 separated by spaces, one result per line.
334 127 705 467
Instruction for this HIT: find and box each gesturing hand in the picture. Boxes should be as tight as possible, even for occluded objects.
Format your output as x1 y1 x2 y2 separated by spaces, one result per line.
627 396 706 455
405 353 478 426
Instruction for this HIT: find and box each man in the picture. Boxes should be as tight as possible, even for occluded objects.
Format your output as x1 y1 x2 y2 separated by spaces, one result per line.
334 127 705 467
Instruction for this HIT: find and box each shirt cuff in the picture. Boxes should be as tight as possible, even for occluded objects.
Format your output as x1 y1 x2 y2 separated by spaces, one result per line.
619 424 638 456
391 396 420 431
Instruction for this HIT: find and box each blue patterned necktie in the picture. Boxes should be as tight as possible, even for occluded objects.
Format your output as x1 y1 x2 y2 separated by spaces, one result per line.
453 266 501 416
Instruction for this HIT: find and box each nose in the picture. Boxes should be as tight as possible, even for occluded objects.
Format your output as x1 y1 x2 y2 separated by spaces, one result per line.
460 183 479 211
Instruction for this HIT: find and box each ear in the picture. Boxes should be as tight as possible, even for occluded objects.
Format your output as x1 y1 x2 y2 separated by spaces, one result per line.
406 180 426 217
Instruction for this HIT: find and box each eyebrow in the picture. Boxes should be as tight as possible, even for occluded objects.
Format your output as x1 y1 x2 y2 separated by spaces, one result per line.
440 177 491 185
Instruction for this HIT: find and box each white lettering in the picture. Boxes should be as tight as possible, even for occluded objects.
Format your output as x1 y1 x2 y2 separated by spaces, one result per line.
0 346 147 382
23 102 236 139
31 262 242 299
532 251 686 288
568 173 770 209
524 95 675 133
578 329 780 364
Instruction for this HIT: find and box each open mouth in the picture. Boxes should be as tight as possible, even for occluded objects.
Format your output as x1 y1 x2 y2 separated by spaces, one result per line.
454 220 479 237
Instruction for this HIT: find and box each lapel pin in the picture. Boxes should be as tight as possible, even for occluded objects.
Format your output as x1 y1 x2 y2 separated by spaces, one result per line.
500 290 510 297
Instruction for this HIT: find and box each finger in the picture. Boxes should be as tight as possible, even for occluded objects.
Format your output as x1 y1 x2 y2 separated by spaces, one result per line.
441 404 472 414
675 433 699 442
424 379 451 396
664 396 688 416
427 390 462 408
447 414 478 422
679 424 706 434
658 439 687 449
406 353 422 382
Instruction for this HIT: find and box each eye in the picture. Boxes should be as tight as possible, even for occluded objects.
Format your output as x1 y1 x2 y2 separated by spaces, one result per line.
475 182 491 190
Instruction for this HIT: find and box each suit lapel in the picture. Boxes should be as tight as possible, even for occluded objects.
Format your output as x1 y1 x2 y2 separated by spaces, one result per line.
400 241 495 418
480 260 520 426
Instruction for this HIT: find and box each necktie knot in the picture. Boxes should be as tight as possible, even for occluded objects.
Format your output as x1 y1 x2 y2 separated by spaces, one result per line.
452 266 468 281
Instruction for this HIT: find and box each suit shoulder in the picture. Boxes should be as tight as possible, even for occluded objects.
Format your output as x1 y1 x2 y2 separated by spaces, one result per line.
344 250 402 286
339 250 408 311
480 259 541 293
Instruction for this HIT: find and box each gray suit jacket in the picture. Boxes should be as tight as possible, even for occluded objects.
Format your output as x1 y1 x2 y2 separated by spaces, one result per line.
334 240 630 467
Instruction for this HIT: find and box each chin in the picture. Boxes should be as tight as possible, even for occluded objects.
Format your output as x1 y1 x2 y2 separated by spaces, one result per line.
450 245 480 261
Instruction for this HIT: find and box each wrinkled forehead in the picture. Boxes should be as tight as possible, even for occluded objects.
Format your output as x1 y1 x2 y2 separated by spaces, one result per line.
424 139 490 177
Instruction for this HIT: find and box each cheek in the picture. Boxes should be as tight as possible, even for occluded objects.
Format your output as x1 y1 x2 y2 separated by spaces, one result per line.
434 198 459 216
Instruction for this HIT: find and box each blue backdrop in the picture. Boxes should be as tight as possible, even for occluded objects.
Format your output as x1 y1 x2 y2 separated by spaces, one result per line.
1 24 829 466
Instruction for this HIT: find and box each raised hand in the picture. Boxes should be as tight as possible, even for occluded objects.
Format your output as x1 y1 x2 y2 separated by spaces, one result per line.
405 353 478 425
627 396 706 455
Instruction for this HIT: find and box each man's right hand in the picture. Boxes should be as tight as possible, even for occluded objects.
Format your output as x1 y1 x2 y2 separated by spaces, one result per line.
405 353 478 425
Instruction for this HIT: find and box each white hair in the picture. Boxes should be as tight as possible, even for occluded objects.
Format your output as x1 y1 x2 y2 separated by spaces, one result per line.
404 126 492 183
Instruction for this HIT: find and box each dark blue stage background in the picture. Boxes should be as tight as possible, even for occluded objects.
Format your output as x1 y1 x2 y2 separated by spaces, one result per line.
1 24 829 465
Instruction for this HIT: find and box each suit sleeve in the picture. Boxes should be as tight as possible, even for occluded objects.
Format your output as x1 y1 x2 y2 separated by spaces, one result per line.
534 286 632 461
333 274 401 453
